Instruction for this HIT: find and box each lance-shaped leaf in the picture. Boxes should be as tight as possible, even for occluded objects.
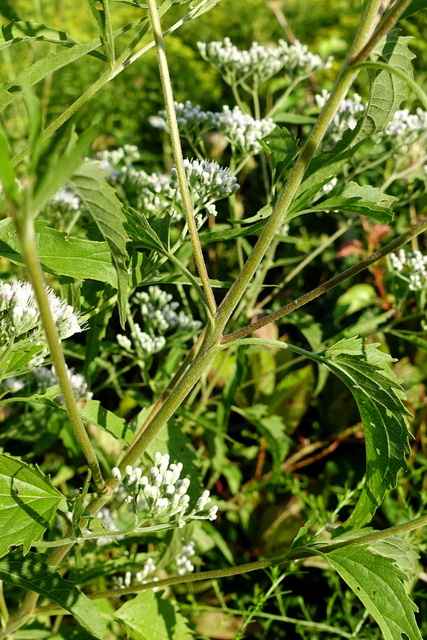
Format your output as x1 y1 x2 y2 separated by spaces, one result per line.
318 337 412 529
317 542 422 640
401 1 427 19
0 218 117 285
0 551 105 639
71 162 128 326
0 20 80 50
0 455 66 557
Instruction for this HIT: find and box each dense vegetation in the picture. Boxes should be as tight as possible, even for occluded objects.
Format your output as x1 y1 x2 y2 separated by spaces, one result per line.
1 1 427 639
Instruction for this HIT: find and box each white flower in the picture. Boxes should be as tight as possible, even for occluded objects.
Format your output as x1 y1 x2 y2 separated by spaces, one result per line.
51 187 80 211
316 90 365 146
133 286 202 334
210 106 275 156
389 249 427 292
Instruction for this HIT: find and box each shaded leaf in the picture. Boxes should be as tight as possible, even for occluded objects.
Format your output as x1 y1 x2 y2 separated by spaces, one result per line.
71 162 128 326
0 20 79 50
357 31 415 139
261 126 298 189
0 455 65 557
79 399 133 444
115 590 193 640
0 551 105 638
400 0 427 19
319 337 412 529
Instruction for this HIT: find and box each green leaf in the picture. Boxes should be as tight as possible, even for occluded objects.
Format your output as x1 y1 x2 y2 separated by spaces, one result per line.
85 0 114 63
0 218 117 285
261 126 298 189
357 31 415 139
0 20 84 50
0 551 106 639
400 0 427 19
0 39 106 112
185 0 223 20
233 405 291 474
32 129 96 216
0 455 65 557
306 182 397 223
79 399 133 444
115 590 193 640
319 543 422 640
71 162 128 326
319 337 412 529
0 125 20 204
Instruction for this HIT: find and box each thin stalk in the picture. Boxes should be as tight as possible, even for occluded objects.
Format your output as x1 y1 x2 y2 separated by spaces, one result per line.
212 0 389 339
16 217 105 490
146 0 217 318
221 216 427 344
30 512 427 615
257 219 353 310
103 0 116 66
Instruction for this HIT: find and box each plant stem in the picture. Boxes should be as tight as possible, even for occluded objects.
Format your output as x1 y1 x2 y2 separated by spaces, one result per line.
146 0 217 318
220 217 427 344
212 0 390 339
14 216 105 491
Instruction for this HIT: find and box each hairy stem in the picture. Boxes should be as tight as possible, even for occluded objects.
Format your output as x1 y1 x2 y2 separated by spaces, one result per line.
146 0 217 318
220 217 427 344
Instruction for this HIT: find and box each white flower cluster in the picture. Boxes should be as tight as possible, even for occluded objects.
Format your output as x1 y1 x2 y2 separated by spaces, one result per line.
95 145 140 178
175 540 196 575
117 327 166 357
171 158 239 217
114 558 159 590
153 101 275 156
384 108 427 149
322 176 338 194
213 105 276 155
51 186 80 211
111 452 218 527
197 37 331 87
316 90 365 145
34 366 92 402
390 249 427 291
0 279 82 344
133 286 202 334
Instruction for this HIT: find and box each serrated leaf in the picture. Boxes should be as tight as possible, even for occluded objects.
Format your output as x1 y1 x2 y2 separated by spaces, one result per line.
0 218 117 285
319 337 412 529
307 182 397 223
0 455 65 557
0 551 106 639
319 544 422 640
71 162 128 326
357 31 415 139
115 590 193 640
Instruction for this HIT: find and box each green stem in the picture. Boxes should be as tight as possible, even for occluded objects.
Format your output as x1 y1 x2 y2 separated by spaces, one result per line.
32 512 427 615
15 216 106 490
221 216 427 344
146 0 217 318
212 0 389 339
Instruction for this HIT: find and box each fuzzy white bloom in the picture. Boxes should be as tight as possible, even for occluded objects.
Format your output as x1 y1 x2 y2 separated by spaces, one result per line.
31 366 92 402
210 106 276 156
0 279 82 343
133 286 201 335
197 37 332 86
115 453 218 526
171 159 239 213
389 249 427 291
316 90 365 145
175 540 196 575
322 176 338 193
51 187 80 211
384 108 427 149
117 324 166 359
